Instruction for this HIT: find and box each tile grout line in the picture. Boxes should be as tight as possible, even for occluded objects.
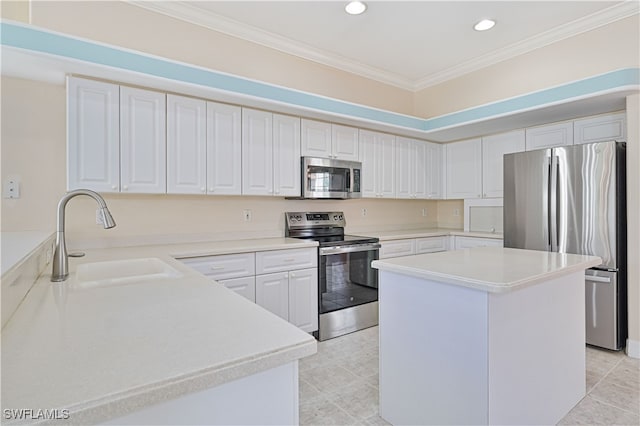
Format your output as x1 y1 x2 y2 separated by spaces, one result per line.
584 394 640 418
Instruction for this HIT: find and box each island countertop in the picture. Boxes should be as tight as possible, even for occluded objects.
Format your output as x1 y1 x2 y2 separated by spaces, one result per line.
1 237 318 424
371 246 601 293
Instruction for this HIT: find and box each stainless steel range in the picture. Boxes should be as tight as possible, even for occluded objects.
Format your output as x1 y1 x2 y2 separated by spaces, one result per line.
285 212 380 340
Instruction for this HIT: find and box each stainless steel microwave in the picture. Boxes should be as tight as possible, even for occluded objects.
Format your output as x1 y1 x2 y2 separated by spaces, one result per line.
298 157 362 199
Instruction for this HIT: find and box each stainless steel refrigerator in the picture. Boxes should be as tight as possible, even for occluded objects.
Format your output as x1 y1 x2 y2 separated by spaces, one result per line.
504 141 627 350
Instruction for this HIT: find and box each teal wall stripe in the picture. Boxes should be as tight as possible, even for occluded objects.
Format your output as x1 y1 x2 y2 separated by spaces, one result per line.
2 21 638 134
422 68 640 130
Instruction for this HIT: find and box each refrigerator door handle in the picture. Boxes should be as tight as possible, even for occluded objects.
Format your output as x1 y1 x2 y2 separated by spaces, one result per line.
586 275 612 283
549 154 558 252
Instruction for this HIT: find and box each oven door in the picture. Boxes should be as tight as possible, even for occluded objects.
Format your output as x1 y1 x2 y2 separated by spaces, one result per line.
318 243 380 315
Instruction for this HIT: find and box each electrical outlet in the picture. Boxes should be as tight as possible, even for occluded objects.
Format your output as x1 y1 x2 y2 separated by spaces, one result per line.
453 208 460 217
3 178 20 199
422 208 428 217
243 209 252 222
361 208 367 217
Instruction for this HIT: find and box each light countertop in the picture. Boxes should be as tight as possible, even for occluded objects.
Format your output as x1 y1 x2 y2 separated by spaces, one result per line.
360 228 503 241
1 237 318 424
1 230 54 276
372 246 601 293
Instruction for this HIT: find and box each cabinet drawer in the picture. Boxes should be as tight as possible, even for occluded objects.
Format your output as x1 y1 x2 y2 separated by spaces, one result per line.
219 276 256 302
256 248 317 274
415 237 448 254
180 252 255 280
380 239 416 259
454 236 503 250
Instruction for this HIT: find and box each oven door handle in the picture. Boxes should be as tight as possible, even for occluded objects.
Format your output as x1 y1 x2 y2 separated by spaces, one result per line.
319 243 381 256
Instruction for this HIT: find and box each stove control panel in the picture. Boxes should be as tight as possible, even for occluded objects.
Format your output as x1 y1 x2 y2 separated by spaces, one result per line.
285 211 345 229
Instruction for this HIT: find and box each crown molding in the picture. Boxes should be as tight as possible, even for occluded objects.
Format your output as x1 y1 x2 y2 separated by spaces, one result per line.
128 1 639 93
413 1 640 90
127 0 416 91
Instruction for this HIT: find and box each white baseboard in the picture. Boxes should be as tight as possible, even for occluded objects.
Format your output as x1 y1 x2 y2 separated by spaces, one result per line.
626 339 640 359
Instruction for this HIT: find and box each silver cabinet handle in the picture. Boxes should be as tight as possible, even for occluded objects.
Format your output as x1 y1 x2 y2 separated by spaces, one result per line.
210 265 225 270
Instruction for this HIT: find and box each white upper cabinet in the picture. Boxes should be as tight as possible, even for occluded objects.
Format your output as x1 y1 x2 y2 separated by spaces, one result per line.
445 138 482 199
67 77 120 192
425 142 444 199
242 109 300 197
525 121 573 151
331 124 359 161
273 114 301 197
301 119 331 157
359 130 395 198
120 86 166 193
301 119 358 161
166 94 206 195
573 112 626 145
206 101 242 195
242 108 274 196
395 137 428 199
481 130 525 198
395 138 443 200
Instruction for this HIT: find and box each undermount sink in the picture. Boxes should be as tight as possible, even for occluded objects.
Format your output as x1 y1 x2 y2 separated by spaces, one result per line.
74 258 182 288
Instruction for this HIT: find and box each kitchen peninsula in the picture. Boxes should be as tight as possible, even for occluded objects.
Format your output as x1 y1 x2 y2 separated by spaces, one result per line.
1 238 318 425
372 247 601 425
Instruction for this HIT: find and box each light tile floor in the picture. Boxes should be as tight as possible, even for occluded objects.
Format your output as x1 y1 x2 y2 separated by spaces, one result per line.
299 326 640 425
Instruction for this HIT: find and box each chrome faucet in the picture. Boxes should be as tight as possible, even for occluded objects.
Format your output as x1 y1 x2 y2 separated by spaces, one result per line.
51 189 116 282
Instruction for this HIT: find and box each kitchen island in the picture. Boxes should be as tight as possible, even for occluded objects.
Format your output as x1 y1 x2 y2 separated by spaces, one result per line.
371 246 601 425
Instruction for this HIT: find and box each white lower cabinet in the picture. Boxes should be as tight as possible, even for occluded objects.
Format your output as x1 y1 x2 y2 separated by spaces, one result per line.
415 236 449 253
256 272 290 321
380 239 416 259
179 248 318 333
454 236 503 249
255 268 318 333
219 276 256 302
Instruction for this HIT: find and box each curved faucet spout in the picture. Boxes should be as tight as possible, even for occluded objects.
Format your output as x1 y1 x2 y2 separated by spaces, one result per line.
51 189 116 282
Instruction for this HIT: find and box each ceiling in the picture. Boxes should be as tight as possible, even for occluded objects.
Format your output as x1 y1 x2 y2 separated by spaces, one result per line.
129 1 637 91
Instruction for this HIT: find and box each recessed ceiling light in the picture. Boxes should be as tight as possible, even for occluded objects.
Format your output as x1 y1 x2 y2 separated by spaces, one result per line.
474 19 496 31
345 1 367 15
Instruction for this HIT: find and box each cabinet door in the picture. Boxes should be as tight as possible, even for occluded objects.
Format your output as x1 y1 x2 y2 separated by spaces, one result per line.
454 236 503 249
415 236 448 254
395 137 414 199
256 272 289 321
378 133 396 198
573 112 626 145
219 276 256 303
380 239 416 259
288 268 318 333
445 138 482 199
166 94 206 194
332 124 359 161
120 86 166 193
425 142 443 199
242 108 273 195
273 114 301 197
482 130 525 198
359 129 377 198
525 122 573 151
413 141 427 199
67 77 120 192
301 119 332 158
206 102 242 195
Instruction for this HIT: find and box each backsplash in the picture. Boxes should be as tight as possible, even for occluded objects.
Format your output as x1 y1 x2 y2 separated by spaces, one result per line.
62 195 440 249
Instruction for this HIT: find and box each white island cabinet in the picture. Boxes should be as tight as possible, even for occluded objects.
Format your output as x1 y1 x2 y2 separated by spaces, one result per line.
372 247 601 426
